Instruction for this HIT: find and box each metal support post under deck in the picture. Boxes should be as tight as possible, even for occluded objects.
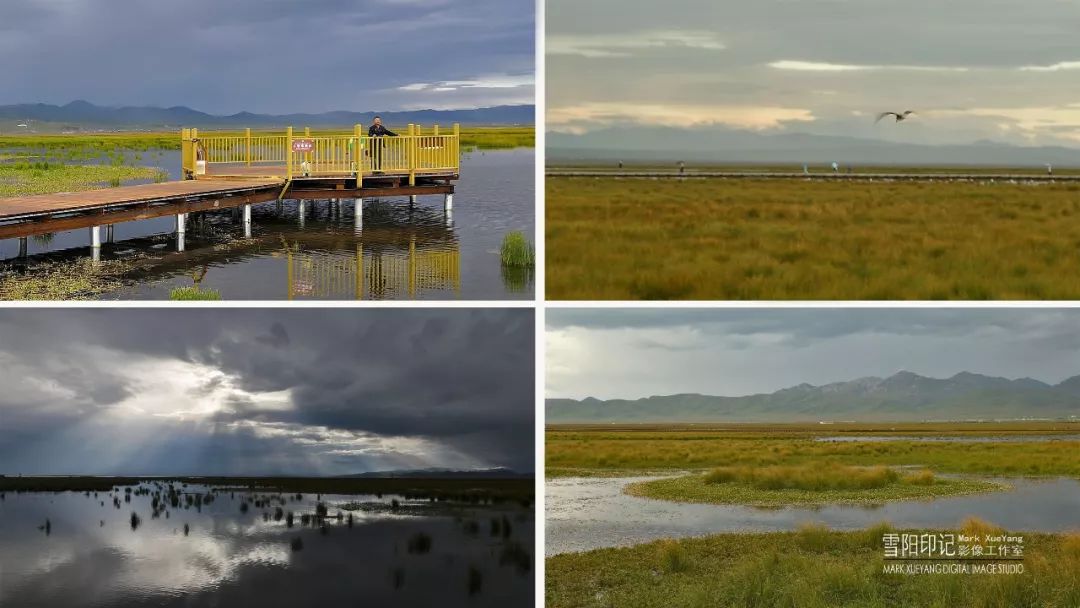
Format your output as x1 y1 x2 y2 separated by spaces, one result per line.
409 195 417 205
105 225 114 244
17 237 28 258
90 225 101 261
242 204 252 239
354 198 363 233
298 200 306 228
444 193 453 211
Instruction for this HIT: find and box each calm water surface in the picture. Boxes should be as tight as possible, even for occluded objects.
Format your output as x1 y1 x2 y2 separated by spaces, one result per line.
0 483 533 607
0 148 533 299
545 475 1080 555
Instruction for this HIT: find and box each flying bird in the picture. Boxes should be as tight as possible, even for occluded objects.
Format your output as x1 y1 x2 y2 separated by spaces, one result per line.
876 110 915 124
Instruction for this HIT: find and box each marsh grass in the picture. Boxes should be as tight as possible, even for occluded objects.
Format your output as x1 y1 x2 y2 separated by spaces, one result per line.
546 527 1080 608
628 468 1002 506
169 286 222 301
0 161 167 197
0 258 136 300
658 539 690 573
546 177 1080 299
546 425 1080 479
500 231 535 268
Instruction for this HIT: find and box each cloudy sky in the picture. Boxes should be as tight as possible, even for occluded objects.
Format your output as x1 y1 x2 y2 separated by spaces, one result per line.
0 309 533 476
548 309 1080 399
0 0 534 114
548 0 1080 146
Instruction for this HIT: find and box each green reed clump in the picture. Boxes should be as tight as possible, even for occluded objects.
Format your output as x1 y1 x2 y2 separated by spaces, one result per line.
500 231 534 268
169 286 222 301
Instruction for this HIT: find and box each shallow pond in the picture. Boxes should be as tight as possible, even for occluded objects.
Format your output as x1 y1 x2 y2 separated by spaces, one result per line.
0 148 534 300
0 483 534 607
545 475 1080 555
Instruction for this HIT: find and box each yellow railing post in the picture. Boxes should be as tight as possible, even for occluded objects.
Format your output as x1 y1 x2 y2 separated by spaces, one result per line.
245 128 252 166
407 123 416 186
453 123 460 172
181 128 191 178
286 126 294 180
354 124 363 189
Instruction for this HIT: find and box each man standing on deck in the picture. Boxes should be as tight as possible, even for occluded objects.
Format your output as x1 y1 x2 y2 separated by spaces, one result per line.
368 116 398 172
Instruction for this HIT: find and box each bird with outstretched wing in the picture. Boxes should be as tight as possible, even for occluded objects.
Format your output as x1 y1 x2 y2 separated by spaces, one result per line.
876 110 915 123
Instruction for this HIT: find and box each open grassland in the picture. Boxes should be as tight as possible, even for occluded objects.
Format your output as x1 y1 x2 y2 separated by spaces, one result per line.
546 423 1080 478
0 161 167 197
626 465 1006 506
546 177 1080 299
546 524 1080 608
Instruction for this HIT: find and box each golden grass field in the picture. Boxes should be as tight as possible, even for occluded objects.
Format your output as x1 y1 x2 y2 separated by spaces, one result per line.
546 422 1080 478
545 176 1080 299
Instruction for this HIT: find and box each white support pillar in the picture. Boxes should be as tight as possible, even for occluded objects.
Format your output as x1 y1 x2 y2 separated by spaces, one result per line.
354 198 363 233
445 208 454 228
177 213 187 235
243 204 252 239
90 225 101 249
409 195 417 205
298 200 306 228
105 225 114 244
177 232 185 253
17 237 28 258
443 193 453 211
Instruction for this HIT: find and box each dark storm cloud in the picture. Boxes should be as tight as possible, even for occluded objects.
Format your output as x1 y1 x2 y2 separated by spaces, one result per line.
547 309 1080 399
0 0 534 113
0 309 535 474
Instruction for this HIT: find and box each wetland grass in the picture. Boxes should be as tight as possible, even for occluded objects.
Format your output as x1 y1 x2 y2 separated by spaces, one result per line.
500 231 535 268
547 526 1080 608
546 425 1080 479
168 286 222 301
627 466 1003 507
546 176 1080 299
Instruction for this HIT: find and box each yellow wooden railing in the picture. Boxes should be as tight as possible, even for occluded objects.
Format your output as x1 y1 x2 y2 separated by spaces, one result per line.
182 124 461 186
285 241 460 299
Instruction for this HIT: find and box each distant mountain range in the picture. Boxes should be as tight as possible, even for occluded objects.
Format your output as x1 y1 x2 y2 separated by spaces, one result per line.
549 126 1080 167
547 371 1080 423
0 100 534 130
339 468 529 479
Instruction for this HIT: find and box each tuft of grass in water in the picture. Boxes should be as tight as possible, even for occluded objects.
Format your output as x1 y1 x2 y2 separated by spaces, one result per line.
467 566 483 596
407 532 433 554
500 231 535 268
904 469 936 486
960 516 1004 538
169 286 222 301
0 258 136 301
658 539 690 573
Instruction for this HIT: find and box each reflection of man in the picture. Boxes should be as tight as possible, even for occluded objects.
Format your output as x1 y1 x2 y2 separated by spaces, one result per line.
368 116 398 172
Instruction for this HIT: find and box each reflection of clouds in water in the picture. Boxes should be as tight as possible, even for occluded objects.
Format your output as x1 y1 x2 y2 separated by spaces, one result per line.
110 536 291 599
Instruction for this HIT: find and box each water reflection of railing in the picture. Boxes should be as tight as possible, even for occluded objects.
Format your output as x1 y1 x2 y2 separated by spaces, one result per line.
286 239 460 299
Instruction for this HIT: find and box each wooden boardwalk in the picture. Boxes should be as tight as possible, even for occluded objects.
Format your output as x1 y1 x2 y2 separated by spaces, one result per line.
0 179 283 222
